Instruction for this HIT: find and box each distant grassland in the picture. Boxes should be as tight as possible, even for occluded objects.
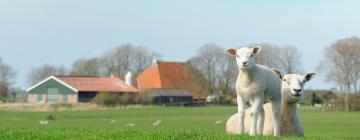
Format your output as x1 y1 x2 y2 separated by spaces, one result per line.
0 106 359 140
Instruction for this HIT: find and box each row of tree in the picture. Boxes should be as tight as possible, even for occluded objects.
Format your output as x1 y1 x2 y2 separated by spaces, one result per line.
24 43 304 98
26 44 160 86
0 42 309 102
1 37 360 103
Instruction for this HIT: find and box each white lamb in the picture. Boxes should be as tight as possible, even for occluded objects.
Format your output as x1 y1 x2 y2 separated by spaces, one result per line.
226 70 316 136
227 46 282 136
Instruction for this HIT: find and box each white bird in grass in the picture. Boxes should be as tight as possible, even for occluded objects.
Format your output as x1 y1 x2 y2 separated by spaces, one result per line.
125 123 136 127
110 120 117 124
39 120 48 125
153 120 162 126
214 120 223 125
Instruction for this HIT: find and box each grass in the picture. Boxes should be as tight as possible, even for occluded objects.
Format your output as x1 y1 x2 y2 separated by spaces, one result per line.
0 106 359 140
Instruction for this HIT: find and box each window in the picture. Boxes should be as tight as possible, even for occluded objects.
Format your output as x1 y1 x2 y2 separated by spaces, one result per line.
63 94 68 103
37 94 43 102
47 87 59 103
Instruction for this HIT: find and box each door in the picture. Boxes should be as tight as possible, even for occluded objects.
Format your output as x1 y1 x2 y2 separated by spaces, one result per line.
47 87 59 103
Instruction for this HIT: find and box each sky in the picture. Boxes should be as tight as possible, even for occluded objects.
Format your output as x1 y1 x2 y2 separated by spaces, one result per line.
1 0 360 90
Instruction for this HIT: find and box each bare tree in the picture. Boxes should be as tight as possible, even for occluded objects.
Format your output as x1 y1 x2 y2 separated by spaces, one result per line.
26 64 68 86
0 82 9 100
249 43 303 74
0 57 16 100
189 43 237 96
70 57 101 76
279 45 303 74
251 43 282 69
100 44 161 77
217 53 238 98
318 37 360 111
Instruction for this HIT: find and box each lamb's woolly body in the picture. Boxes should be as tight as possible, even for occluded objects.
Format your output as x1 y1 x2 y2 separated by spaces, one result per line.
236 64 281 101
226 102 304 136
228 47 282 136
235 65 282 136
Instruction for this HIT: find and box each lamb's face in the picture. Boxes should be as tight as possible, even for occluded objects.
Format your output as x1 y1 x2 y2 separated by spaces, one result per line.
227 46 261 69
282 73 316 103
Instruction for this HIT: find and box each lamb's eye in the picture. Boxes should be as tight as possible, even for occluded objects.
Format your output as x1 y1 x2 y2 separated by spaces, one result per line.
250 54 254 57
236 55 240 58
283 79 290 85
301 81 305 86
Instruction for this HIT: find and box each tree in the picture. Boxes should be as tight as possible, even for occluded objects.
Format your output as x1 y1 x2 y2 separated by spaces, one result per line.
250 43 303 74
70 57 101 76
251 43 282 69
189 43 237 96
279 45 303 74
100 44 161 77
0 57 16 85
217 52 238 97
0 57 16 100
26 64 68 86
318 36 360 111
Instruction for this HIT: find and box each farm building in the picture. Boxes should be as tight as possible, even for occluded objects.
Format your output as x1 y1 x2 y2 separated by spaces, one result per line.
136 60 209 103
27 76 138 104
148 89 193 105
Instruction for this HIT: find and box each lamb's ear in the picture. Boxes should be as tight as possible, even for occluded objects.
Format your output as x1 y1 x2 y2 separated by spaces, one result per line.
227 48 237 57
272 68 283 80
304 73 316 82
252 46 261 55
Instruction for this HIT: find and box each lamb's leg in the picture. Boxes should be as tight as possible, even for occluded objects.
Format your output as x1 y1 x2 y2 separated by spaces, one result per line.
250 97 263 136
271 101 281 136
237 96 245 134
257 106 265 135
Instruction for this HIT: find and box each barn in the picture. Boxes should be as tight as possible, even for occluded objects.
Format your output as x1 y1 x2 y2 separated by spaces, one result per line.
136 60 209 103
27 76 138 104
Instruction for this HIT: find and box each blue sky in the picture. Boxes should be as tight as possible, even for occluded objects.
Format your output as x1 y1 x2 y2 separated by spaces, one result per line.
1 0 360 89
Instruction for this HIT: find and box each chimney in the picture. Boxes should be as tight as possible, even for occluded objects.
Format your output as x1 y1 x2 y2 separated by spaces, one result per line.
152 59 158 66
125 71 132 86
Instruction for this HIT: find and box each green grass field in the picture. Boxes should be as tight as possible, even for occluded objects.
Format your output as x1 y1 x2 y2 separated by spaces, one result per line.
0 106 359 140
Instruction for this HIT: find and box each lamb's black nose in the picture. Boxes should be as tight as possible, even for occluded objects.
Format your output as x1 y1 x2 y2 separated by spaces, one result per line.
293 89 301 93
242 61 247 65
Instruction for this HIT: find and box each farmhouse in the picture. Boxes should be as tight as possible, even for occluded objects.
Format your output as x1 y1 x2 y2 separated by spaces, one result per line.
27 76 138 104
136 60 209 104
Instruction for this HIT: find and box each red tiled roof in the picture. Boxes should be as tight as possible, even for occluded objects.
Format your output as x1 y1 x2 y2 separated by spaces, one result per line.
157 62 192 88
57 76 138 93
136 61 209 99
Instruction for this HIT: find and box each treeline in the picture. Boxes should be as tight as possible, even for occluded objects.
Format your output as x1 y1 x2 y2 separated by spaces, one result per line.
26 44 161 86
24 43 304 99
1 37 360 108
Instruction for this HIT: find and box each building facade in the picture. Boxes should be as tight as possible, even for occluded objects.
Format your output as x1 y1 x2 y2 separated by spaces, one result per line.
27 76 138 104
